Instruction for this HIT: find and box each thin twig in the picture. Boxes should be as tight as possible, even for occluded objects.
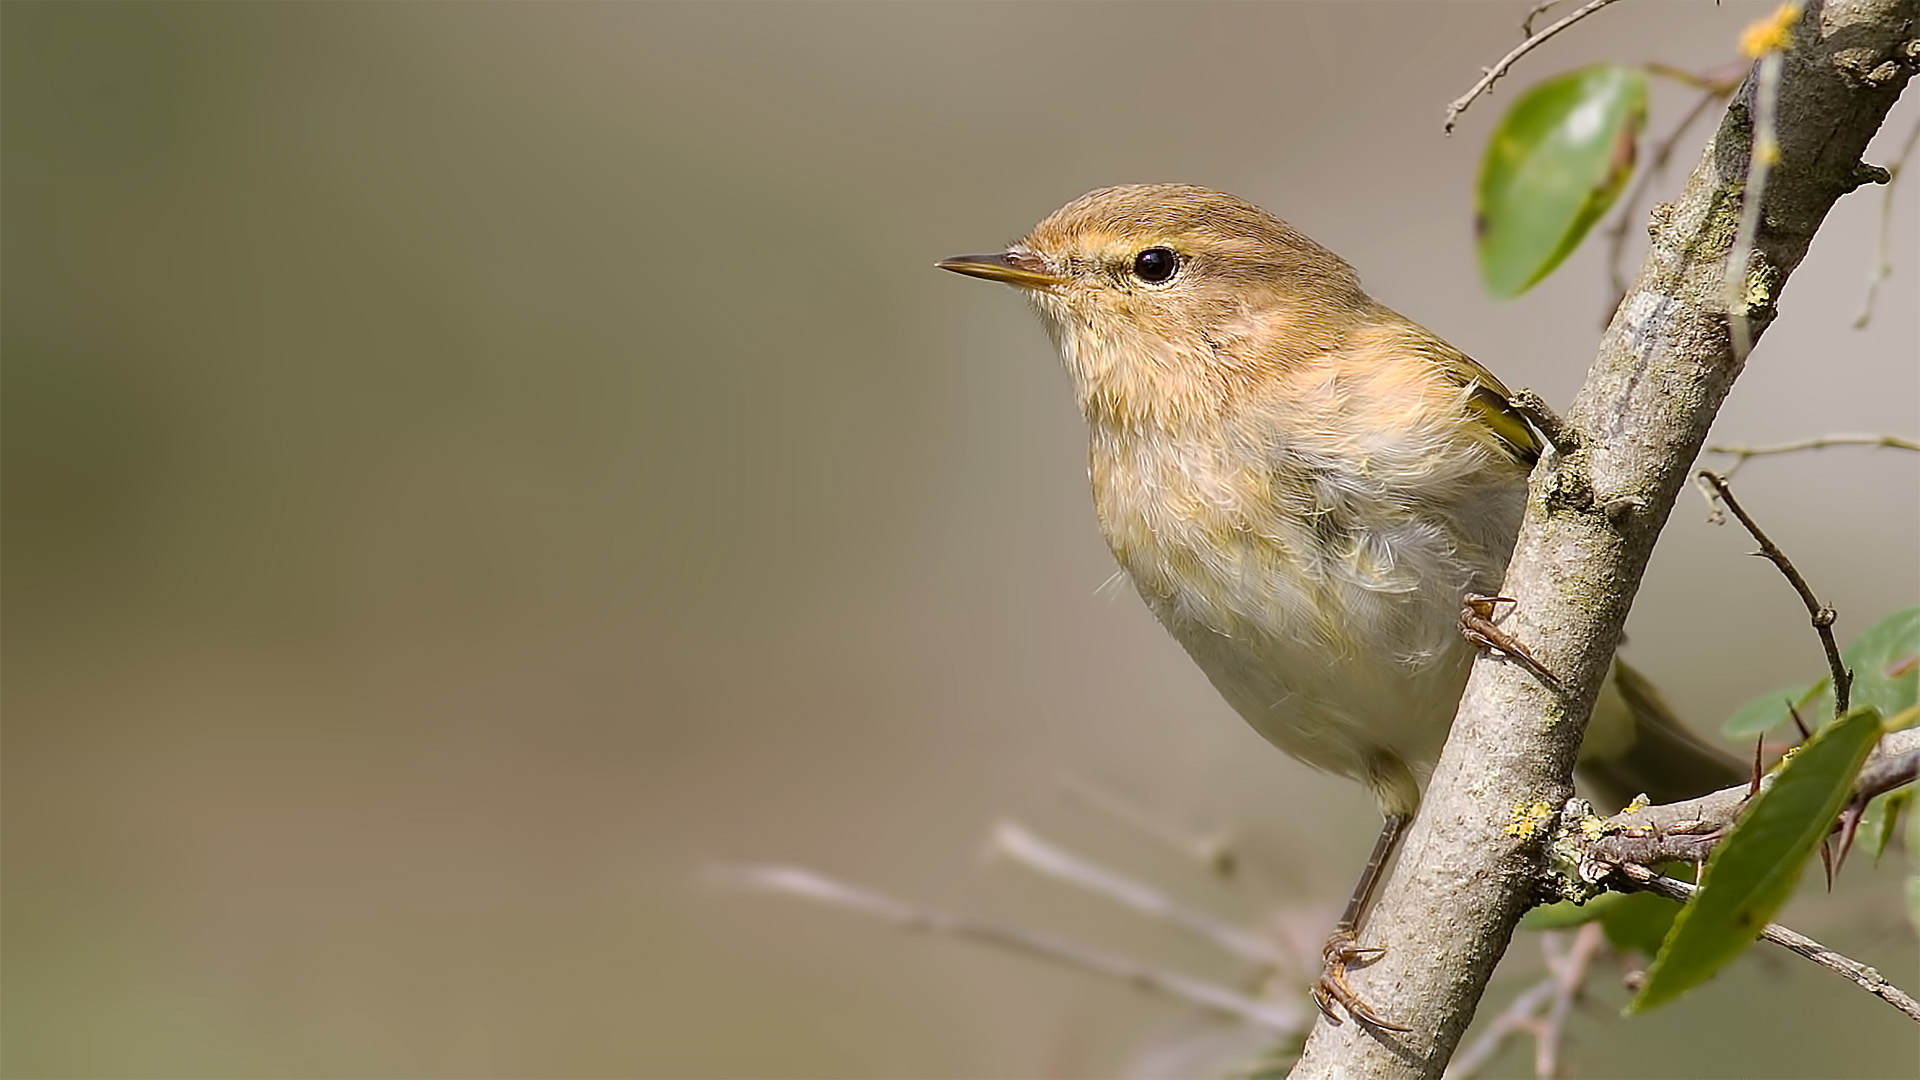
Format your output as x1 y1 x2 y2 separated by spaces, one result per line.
1577 726 1920 870
1509 389 1580 456
1626 868 1920 1023
1442 924 1608 1080
986 820 1284 967
1728 47 1786 361
1058 775 1238 876
1709 433 1920 479
1698 471 1851 717
1536 923 1604 1079
1855 117 1920 327
1520 0 1570 38
1839 722 1920 868
712 863 1307 1033
1857 727 1920 803
1443 0 1624 133
1443 973 1558 1079
1604 88 1727 302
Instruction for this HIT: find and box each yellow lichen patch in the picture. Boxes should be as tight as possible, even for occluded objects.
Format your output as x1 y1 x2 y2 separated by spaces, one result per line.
1620 793 1651 815
1740 3 1799 58
1506 800 1555 837
1579 815 1608 840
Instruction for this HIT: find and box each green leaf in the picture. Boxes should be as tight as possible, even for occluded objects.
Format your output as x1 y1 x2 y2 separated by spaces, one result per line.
1844 606 1919 716
1598 889 1681 957
1518 891 1679 954
1629 706 1883 1014
1866 789 1911 863
1720 606 1918 737
1476 64 1647 297
1908 795 1920 934
1521 892 1622 931
1723 681 1824 737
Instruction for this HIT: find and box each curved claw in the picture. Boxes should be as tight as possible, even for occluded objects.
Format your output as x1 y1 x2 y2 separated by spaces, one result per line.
1459 593 1560 688
1312 928 1410 1031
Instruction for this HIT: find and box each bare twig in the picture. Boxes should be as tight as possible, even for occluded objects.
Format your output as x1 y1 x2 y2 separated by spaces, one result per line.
986 821 1283 967
1583 787 1749 868
713 863 1307 1033
1604 88 1728 302
1520 0 1570 39
1537 923 1606 1080
1727 47 1787 361
1698 470 1851 716
1442 973 1558 1079
1839 721 1920 867
1443 0 1624 133
1058 775 1238 876
1624 867 1920 1023
1509 389 1580 456
1857 727 1920 803
1855 117 1920 327
1578 725 1920 870
1441 924 1607 1080
1709 432 1920 479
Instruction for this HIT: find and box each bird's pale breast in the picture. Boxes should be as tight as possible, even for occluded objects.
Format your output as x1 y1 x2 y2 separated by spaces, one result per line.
1087 376 1526 812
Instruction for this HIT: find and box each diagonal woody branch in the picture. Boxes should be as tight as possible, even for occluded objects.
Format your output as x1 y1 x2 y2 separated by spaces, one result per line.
1293 2 1919 1076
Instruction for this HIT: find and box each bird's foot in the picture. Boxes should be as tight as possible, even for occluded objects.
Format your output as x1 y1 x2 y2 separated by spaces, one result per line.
1459 594 1560 688
1312 925 1408 1031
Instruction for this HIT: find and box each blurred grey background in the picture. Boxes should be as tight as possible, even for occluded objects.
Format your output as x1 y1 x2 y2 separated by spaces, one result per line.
5 3 1915 1077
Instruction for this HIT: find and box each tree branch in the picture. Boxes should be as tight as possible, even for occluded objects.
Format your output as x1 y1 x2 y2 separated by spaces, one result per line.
1443 0 1625 133
1577 726 1920 870
1697 470 1852 715
1292 3 1919 1075
717 863 1308 1033
1622 868 1920 1023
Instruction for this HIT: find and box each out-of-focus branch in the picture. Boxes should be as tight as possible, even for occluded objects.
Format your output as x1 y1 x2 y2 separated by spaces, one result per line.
1708 432 1920 477
1855 116 1920 325
985 820 1282 966
715 863 1307 1033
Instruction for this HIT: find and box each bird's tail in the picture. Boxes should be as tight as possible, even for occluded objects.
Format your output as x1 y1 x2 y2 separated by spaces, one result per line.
1576 657 1747 810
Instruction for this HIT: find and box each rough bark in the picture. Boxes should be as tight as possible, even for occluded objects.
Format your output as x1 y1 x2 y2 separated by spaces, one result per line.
1291 2 1919 1075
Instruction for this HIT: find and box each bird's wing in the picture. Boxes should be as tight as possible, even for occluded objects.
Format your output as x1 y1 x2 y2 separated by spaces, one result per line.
1430 339 1543 467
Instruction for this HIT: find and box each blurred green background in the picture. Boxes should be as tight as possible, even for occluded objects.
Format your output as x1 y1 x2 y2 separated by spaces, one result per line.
5 3 1915 1077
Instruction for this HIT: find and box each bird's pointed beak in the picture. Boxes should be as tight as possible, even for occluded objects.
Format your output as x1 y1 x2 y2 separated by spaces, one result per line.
935 250 1067 288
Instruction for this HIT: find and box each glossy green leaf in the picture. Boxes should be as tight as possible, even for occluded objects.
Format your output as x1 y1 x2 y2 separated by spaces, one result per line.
1629 705 1883 1014
1476 64 1647 297
1846 606 1919 715
1721 606 1918 736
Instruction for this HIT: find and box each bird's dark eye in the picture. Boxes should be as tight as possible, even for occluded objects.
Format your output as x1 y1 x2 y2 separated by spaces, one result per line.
1131 247 1179 284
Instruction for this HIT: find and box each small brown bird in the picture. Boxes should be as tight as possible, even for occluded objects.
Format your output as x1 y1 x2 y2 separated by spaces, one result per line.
939 184 1738 1028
